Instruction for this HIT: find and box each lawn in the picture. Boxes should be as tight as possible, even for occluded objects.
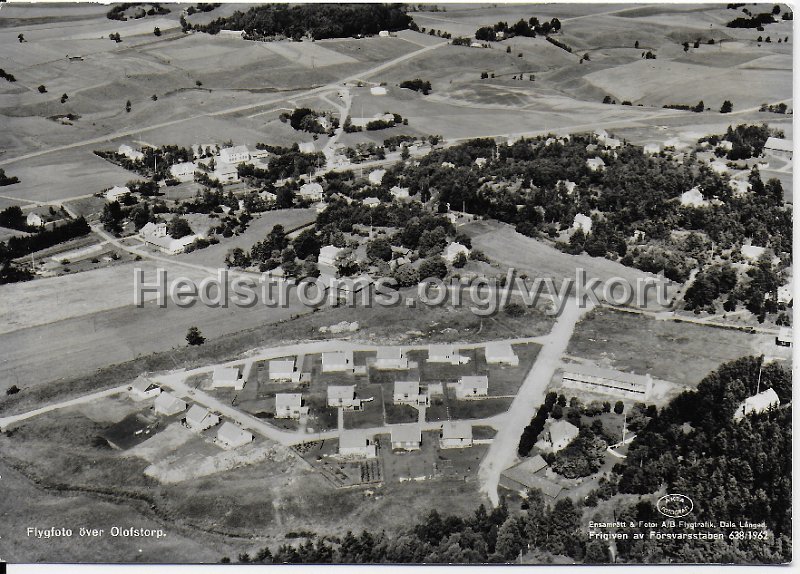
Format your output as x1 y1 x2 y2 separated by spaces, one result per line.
449 397 514 421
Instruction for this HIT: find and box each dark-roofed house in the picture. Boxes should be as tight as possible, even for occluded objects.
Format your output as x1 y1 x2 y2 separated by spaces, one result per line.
499 455 563 499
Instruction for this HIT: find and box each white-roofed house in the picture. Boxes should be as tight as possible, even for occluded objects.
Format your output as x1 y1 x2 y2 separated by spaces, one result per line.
680 187 708 208
368 169 386 185
556 180 577 195
776 327 793 347
212 366 244 390
572 213 592 234
474 157 487 168
298 142 316 154
217 422 253 448
184 405 220 431
362 197 381 208
484 341 519 366
318 245 344 268
275 393 308 419
142 234 199 255
560 364 653 399
154 392 187 416
733 388 780 421
219 145 250 164
443 242 470 264
740 244 768 263
390 425 422 450
454 375 489 399
130 377 161 400
299 182 324 201
139 221 167 239
170 162 196 182
643 143 660 155
269 358 299 382
339 430 377 458
427 344 463 365
390 186 410 200
586 157 605 172
327 385 363 410
212 162 239 184
440 421 473 448
763 136 792 159
118 144 144 161
105 185 130 202
370 86 387 96
393 380 428 407
26 212 43 227
536 419 579 453
321 350 354 373
375 347 408 370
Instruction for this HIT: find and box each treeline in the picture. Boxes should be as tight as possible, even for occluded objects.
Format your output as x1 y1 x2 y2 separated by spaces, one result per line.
727 11 776 28
400 79 432 95
0 69 16 83
1 217 90 260
545 36 572 53
475 16 562 41
194 4 415 40
106 3 170 21
0 168 20 186
604 356 791 563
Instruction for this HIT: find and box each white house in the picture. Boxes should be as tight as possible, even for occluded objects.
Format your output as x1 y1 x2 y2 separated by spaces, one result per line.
710 160 729 175
733 388 780 421
572 213 592 234
368 169 386 185
269 359 298 382
680 187 708 208
378 30 391 38
455 375 489 399
26 212 43 227
536 419 579 453
362 196 381 208
717 140 733 152
777 282 793 305
327 385 362 410
586 157 605 172
443 242 470 264
440 421 473 449
219 145 250 164
184 405 220 431
603 137 622 149
391 425 422 450
474 157 487 168
322 350 354 373
139 222 167 239
275 393 308 419
643 143 660 155
318 245 345 268
212 366 244 390
142 234 198 255
375 347 408 370
298 142 316 154
393 380 428 407
339 430 377 458
130 377 161 400
427 344 468 365
776 327 793 347
170 162 196 182
370 86 387 96
118 144 144 161
154 392 187 416
556 180 577 195
741 244 768 263
763 136 792 159
484 341 519 366
212 163 239 184
299 182 324 201
217 422 253 448
105 185 131 202
390 186 410 199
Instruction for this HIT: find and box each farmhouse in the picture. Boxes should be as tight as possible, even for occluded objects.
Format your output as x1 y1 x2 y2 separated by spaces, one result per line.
454 375 489 399
339 430 377 458
130 377 161 400
184 405 220 431
217 422 253 448
390 425 422 450
375 347 408 370
763 136 792 159
212 366 244 390
26 212 43 227
572 213 592 234
440 421 473 449
370 86 387 96
368 169 386 185
499 455 562 499
105 185 130 202
140 222 167 239
393 380 428 406
443 242 470 263
321 350 354 373
776 327 793 347
427 344 467 365
327 385 362 410
298 142 316 154
484 342 519 366
299 182 324 201
733 388 780 421
275 393 308 419
154 392 187 416
559 364 653 399
268 358 298 381
219 145 250 164
212 163 239 184
537 419 579 453
142 233 198 255
680 187 708 208
118 144 144 161
170 162 196 182
586 157 605 171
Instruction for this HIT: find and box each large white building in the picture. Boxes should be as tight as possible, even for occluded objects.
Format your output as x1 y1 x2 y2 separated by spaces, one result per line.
170 162 196 182
559 364 652 399
219 145 250 164
763 136 792 159
572 213 593 234
484 342 519 366
733 388 780 421
537 419 579 453
318 245 344 268
299 182 324 201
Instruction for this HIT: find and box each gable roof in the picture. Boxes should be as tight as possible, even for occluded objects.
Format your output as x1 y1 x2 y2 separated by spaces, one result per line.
340 429 370 449
764 136 793 152
328 385 355 400
131 377 158 393
185 404 212 425
391 425 421 443
458 375 489 391
276 393 302 409
217 422 252 444
548 419 579 445
155 392 187 413
394 380 420 395
441 420 472 441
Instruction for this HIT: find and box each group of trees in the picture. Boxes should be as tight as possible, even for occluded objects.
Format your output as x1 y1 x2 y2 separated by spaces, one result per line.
0 168 20 187
282 108 336 135
107 2 170 21
0 69 16 83
0 217 90 261
474 16 562 41
399 79 432 95
194 4 415 40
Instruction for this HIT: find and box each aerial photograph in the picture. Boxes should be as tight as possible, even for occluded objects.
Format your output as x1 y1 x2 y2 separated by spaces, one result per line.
0 1 793 567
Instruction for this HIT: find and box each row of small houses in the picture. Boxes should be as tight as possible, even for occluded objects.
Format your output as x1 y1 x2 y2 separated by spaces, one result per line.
130 378 253 449
338 419 476 459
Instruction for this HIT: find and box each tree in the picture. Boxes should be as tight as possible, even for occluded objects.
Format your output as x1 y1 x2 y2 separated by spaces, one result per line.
494 517 524 560
6 385 20 395
101 201 123 233
614 400 625 414
585 541 609 563
720 100 733 113
18 33 25 43
153 26 161 36
418 256 448 280
168 216 193 239
60 93 68 103
126 99 132 113
186 326 205 346
634 40 639 48
366 237 392 261
151 94 158 101
37 85 47 93
452 252 467 268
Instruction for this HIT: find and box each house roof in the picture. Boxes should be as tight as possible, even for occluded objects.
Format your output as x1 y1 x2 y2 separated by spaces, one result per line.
155 392 187 413
221 145 249 156
340 429 370 449
394 380 420 395
459 375 489 391
217 422 252 444
368 169 386 184
269 359 295 373
131 377 158 393
319 245 343 259
441 420 472 441
428 344 455 358
299 182 323 196
391 425 421 443
548 419 579 445
322 350 353 367
484 341 516 359
764 137 793 152
377 347 403 360
738 388 780 417
328 385 355 400
214 366 240 381
501 457 562 498
276 393 302 409
186 404 212 425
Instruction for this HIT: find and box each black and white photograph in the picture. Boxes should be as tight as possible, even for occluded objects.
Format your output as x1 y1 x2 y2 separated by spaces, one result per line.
0 1 794 569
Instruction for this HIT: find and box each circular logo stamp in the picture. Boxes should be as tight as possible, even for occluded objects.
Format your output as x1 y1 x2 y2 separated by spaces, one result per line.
656 494 694 518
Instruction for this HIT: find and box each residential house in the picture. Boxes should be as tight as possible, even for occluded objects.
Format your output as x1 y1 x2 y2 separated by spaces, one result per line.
268 358 299 382
390 186 410 200
170 162 196 182
393 380 428 407
455 375 489 399
211 366 244 390
440 421 473 448
537 419 579 453
275 393 308 419
763 136 793 159
586 157 605 171
339 430 377 458
327 385 362 410
680 187 708 208
217 422 253 448
733 388 780 421
484 342 519 366
154 392 187 416
26 212 43 227
105 185 131 202
499 455 562 499
368 169 386 185
390 425 422 450
560 364 653 399
375 347 408 370
443 242 470 264
427 344 468 365
318 245 344 268
139 222 167 239
130 377 161 400
212 163 239 184
219 145 250 164
362 196 381 208
298 142 316 154
299 182 324 202
142 233 198 255
572 213 592 234
370 86 387 96
118 144 144 161
776 327 793 347
184 405 220 431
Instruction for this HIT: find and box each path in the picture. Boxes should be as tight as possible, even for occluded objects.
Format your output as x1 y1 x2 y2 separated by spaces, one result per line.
477 297 590 506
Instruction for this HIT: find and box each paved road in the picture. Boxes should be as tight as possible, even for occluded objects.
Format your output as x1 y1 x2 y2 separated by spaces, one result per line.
477 297 590 506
